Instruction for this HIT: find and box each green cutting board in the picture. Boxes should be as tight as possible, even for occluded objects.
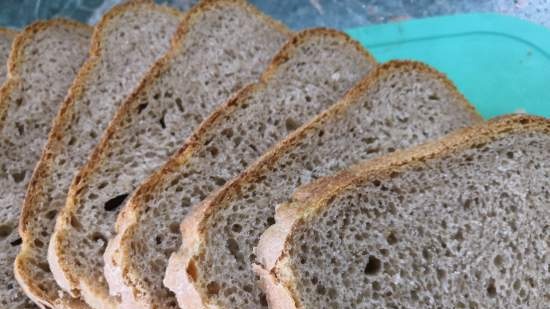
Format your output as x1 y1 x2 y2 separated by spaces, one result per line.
346 13 550 119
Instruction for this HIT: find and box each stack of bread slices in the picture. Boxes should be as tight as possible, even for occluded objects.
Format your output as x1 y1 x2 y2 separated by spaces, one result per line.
0 0 547 308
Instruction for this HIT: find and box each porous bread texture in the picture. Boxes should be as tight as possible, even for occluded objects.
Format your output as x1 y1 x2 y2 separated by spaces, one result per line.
15 2 183 309
257 115 549 309
164 60 483 309
0 28 17 85
0 20 91 309
48 0 291 309
104 28 375 309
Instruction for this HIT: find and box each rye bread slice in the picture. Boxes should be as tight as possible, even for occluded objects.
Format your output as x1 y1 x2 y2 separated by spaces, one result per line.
15 2 184 308
48 0 291 308
0 20 91 309
255 115 549 309
0 28 17 85
164 61 483 309
102 28 375 309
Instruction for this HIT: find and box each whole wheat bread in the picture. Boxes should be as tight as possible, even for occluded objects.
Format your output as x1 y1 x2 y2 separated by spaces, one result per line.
164 61 483 309
255 115 549 309
0 20 91 309
102 28 375 309
47 0 290 308
0 28 17 85
15 2 184 308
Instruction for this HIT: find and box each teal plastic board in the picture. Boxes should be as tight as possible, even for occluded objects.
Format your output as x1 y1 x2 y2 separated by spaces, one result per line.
346 13 550 118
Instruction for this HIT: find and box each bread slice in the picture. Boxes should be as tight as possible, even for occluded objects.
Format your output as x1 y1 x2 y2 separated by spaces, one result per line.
15 2 184 308
254 115 549 309
0 20 91 309
47 0 291 308
0 28 17 85
99 28 375 309
164 60 483 308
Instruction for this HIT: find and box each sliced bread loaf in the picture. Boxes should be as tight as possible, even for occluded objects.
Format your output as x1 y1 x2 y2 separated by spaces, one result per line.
102 28 375 309
0 20 91 309
164 61 483 309
0 28 17 85
47 0 291 308
15 2 184 308
255 115 549 309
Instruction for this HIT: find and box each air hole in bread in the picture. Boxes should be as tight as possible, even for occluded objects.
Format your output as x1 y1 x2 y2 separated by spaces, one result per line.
0 224 13 239
386 231 398 245
137 103 148 114
208 146 219 157
34 238 44 248
428 93 440 101
104 193 129 211
169 222 179 234
97 181 109 190
11 171 26 183
227 238 243 263
232 224 242 233
437 268 447 281
207 281 221 296
316 284 326 295
221 128 233 138
90 231 107 245
233 136 242 146
37 262 50 273
364 255 381 275
68 136 77 146
175 97 184 112
211 176 226 186
181 197 191 208
486 279 497 297
15 122 24 135
285 117 300 131
159 113 166 129
10 238 22 246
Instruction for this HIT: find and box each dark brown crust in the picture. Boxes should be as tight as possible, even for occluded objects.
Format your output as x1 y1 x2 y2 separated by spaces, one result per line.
14 2 181 308
261 114 549 308
163 60 483 307
101 27 375 308
0 19 92 309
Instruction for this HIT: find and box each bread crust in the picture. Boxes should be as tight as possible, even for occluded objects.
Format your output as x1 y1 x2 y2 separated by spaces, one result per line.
163 60 483 308
13 2 181 308
0 19 92 309
254 114 549 309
